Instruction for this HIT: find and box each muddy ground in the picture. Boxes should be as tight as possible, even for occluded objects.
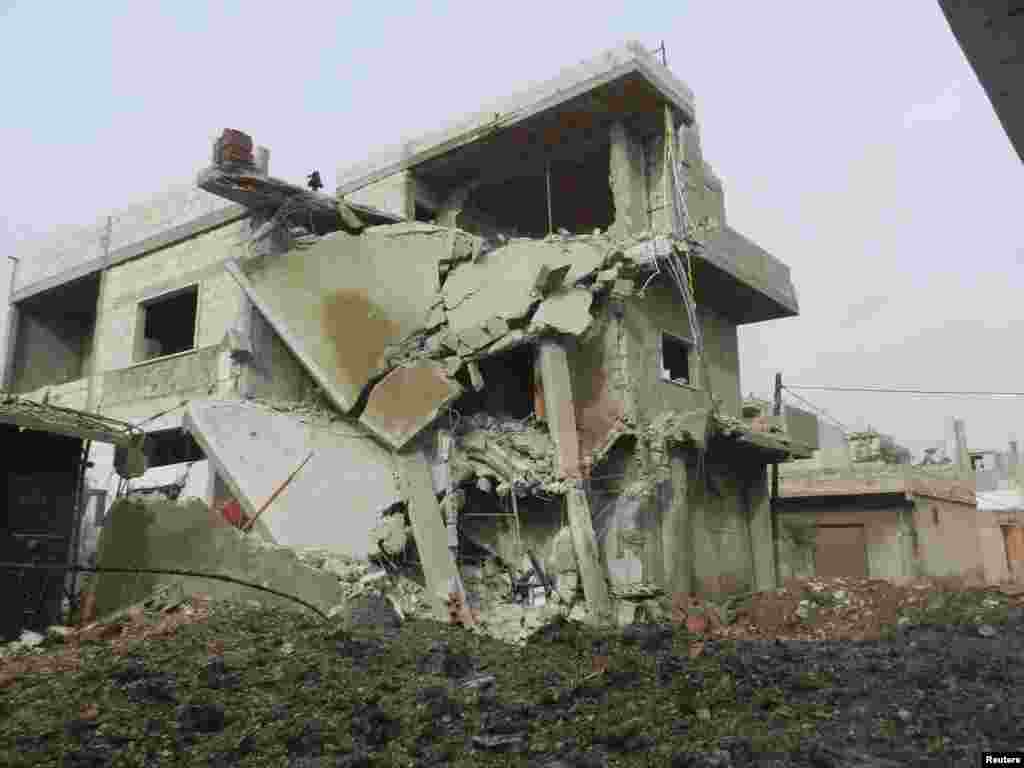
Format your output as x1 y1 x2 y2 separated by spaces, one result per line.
1 579 1022 767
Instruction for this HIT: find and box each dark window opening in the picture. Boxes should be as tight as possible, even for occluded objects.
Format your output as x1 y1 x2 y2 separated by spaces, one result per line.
142 428 205 468
136 286 198 362
11 273 100 392
932 506 940 526
453 344 535 420
660 332 692 385
461 143 614 239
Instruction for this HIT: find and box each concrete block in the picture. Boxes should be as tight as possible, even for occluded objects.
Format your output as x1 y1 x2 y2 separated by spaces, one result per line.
183 399 401 557
359 361 462 450
529 288 594 336
229 224 451 413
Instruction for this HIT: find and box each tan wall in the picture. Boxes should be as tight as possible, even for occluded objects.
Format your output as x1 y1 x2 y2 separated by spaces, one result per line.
911 497 987 582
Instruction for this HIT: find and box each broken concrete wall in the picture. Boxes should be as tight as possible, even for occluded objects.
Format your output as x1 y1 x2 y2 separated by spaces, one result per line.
183 399 402 557
91 497 344 618
568 309 636 464
231 223 461 419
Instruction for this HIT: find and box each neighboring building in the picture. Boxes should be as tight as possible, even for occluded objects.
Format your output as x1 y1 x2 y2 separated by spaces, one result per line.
2 42 813 627
777 424 1022 586
937 1 1023 163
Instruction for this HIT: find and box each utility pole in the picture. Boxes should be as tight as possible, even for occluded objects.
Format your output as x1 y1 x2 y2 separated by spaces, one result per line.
770 372 782 586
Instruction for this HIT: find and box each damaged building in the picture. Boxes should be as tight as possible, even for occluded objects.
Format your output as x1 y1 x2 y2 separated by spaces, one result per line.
2 41 815 631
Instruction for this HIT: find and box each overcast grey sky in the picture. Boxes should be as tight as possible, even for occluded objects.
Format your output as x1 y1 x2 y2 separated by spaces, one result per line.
1 1 1020 457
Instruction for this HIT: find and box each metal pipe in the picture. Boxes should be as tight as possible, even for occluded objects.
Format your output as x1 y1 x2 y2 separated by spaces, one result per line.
2 255 20 391
66 439 92 618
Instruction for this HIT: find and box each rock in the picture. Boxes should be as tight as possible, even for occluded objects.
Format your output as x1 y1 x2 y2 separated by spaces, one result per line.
18 630 44 648
977 624 997 638
175 703 226 734
896 708 912 722
460 673 497 691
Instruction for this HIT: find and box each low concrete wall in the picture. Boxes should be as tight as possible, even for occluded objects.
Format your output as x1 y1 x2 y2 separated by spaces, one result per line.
91 497 344 619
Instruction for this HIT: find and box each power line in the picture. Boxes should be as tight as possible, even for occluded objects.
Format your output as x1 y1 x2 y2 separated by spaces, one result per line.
781 388 850 434
785 385 1024 398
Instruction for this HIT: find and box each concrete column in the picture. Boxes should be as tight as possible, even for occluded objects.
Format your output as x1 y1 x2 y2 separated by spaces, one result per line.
608 121 648 238
746 464 776 591
395 449 464 621
953 418 972 482
536 340 613 625
664 451 692 596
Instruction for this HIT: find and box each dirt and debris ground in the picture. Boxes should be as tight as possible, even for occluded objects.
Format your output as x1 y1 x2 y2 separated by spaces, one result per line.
2 576 1023 767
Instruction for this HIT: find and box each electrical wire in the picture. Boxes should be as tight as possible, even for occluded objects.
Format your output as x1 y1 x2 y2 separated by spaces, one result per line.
784 385 1024 398
781 388 851 434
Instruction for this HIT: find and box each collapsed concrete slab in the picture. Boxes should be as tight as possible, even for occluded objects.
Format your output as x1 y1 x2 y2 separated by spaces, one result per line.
359 360 462 450
183 400 401 556
441 237 607 334
227 223 477 413
90 497 345 619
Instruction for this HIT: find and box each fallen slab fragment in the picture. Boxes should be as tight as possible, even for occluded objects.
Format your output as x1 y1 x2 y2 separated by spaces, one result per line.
359 361 462 450
227 223 471 413
442 238 607 334
183 400 401 556
90 497 345 619
395 450 464 621
529 288 594 336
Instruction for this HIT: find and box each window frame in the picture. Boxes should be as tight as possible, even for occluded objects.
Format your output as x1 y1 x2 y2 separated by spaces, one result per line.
658 329 697 388
133 283 201 364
